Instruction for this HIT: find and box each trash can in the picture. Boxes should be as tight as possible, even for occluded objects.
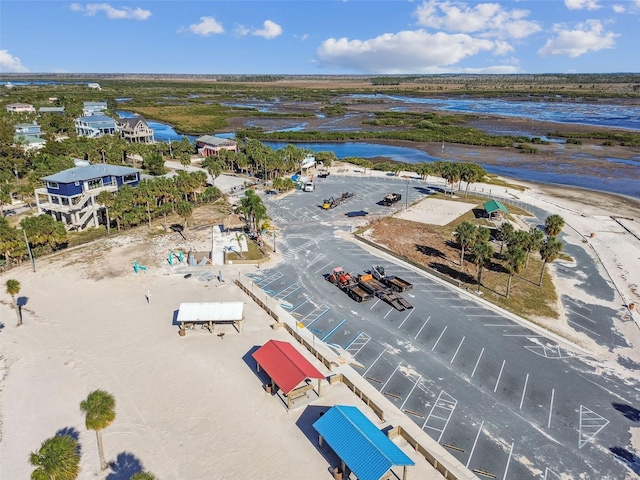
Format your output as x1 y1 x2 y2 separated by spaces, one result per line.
178 329 186 337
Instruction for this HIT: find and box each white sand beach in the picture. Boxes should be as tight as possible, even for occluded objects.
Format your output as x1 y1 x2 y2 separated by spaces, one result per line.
1 165 640 479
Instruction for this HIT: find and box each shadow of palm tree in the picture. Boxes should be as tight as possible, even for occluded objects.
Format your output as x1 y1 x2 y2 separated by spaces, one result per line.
106 452 144 480
609 446 640 474
416 244 445 258
428 262 476 284
612 402 640 422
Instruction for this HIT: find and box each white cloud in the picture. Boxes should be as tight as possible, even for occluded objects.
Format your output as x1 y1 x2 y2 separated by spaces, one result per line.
612 4 625 13
0 50 29 73
252 20 283 39
538 20 617 57
565 0 601 10
179 16 224 36
70 3 151 20
414 0 541 39
317 30 497 74
235 20 283 39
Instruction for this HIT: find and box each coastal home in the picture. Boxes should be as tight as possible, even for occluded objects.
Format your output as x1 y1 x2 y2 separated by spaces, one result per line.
116 116 155 143
83 101 108 116
39 106 65 114
75 114 117 138
87 82 101 90
14 122 43 137
195 135 237 158
14 134 46 151
6 103 36 114
35 164 141 230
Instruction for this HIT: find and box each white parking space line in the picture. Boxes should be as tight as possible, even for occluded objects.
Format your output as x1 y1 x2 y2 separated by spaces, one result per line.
471 348 484 378
315 261 334 274
370 299 381 310
363 349 386 375
432 326 448 351
380 363 401 391
398 309 415 329
450 337 465 364
547 388 555 429
400 375 421 410
494 360 506 393
567 319 601 337
414 316 431 339
564 296 592 312
519 374 530 410
306 254 326 269
503 442 514 480
565 308 597 323
383 308 394 319
466 420 484 468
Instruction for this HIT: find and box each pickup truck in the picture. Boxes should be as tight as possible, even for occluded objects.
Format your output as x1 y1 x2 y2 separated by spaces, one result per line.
382 193 402 206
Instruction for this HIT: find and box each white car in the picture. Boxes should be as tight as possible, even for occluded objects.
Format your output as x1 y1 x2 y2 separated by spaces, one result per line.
303 182 315 192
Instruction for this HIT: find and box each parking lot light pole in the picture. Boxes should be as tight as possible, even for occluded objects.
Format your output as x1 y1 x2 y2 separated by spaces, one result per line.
405 181 409 210
273 231 276 253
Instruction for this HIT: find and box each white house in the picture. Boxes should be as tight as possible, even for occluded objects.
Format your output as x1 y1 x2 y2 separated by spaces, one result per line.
6 103 36 114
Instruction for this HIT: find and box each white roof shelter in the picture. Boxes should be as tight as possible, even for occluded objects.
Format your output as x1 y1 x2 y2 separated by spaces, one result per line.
177 302 245 335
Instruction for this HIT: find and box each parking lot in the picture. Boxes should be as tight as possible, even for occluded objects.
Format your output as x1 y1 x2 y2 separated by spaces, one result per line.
245 174 638 479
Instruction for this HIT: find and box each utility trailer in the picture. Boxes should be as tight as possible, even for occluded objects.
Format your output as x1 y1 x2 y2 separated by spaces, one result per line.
371 265 413 292
382 193 402 206
357 273 413 311
322 191 356 210
327 267 373 303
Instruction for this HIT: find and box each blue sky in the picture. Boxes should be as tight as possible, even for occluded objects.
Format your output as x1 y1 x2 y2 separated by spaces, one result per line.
1 0 640 75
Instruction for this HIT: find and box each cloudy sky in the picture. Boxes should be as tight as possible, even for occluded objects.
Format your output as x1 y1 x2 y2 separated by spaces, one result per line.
1 0 639 74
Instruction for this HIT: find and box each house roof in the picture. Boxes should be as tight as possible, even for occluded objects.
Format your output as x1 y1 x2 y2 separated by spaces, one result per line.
177 302 244 322
252 340 325 394
483 199 509 214
313 405 415 480
83 101 107 107
14 134 46 145
39 107 65 112
76 114 116 124
7 103 33 108
14 123 40 129
42 164 140 183
195 135 236 147
116 117 149 129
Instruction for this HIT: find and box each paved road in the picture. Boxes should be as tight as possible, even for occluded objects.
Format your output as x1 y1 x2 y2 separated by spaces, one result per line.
247 174 640 479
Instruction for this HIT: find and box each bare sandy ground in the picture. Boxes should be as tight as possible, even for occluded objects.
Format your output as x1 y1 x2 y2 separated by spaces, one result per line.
1 164 640 479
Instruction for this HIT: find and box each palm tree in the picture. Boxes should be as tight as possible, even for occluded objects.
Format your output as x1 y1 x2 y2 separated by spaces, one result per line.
234 232 246 258
6 279 21 326
130 473 158 480
496 222 514 255
503 245 526 298
454 221 477 267
176 201 193 230
80 390 116 471
96 190 115 235
470 241 494 292
523 227 545 268
201 157 222 185
539 236 563 286
29 434 81 480
544 214 565 236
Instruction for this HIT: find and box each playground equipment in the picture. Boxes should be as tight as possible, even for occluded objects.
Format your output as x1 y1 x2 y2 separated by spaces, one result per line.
168 250 184 266
133 261 148 273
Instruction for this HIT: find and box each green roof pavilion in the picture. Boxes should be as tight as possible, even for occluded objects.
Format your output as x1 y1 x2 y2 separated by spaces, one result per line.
484 199 509 218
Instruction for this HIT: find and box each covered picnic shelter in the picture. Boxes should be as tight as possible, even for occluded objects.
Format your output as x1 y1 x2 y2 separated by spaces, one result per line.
176 302 245 334
252 339 325 409
483 199 509 219
313 405 415 480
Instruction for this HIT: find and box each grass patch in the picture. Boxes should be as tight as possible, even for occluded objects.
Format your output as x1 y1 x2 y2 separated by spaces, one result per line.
225 238 268 262
483 174 527 191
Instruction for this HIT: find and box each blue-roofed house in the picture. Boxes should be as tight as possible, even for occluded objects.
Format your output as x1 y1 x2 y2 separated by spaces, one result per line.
35 164 141 230
83 101 108 116
313 405 415 480
14 122 43 137
39 106 65 114
75 114 117 138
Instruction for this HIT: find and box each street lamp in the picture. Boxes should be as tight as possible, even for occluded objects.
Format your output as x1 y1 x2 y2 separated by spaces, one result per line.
272 231 276 253
405 181 409 210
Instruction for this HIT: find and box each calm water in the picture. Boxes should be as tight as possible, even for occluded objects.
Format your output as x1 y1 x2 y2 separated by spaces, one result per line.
350 94 640 131
116 110 640 199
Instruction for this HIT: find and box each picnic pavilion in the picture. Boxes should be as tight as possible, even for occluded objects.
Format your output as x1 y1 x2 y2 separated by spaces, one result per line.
313 405 415 480
252 339 326 409
483 199 509 219
176 302 245 335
